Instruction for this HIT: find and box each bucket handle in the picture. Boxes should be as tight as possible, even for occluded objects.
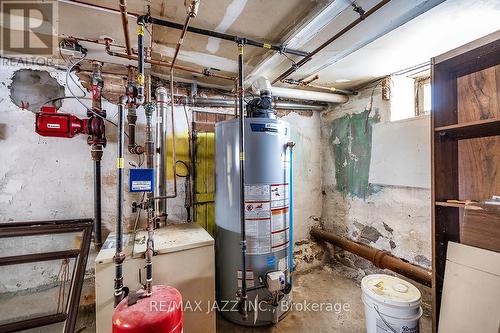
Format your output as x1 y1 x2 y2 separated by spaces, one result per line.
374 304 399 333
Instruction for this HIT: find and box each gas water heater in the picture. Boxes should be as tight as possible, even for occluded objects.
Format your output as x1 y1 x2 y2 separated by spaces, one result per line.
215 90 293 326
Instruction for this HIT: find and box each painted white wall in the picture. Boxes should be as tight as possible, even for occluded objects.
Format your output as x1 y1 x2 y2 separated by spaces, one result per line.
282 111 323 241
0 61 321 291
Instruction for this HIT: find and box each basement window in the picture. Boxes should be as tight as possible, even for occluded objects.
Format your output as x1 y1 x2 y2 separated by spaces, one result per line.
390 74 431 121
416 78 432 116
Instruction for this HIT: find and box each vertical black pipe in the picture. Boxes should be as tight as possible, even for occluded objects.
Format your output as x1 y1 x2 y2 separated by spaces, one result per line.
237 41 248 320
137 21 145 103
114 97 127 307
93 160 102 247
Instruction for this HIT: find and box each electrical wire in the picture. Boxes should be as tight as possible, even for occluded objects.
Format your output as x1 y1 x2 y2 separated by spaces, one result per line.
65 53 120 128
281 52 298 69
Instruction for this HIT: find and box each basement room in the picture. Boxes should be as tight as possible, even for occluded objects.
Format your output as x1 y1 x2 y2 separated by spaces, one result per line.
0 0 499 332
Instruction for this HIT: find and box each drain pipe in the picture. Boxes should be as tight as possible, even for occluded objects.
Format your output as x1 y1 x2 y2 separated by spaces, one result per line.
310 228 432 286
237 40 248 320
114 95 127 306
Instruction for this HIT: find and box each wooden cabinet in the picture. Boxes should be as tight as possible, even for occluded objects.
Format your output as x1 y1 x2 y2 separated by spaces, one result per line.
431 31 500 332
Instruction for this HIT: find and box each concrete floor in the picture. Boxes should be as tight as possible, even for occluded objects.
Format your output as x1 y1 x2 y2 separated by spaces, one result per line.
217 266 431 333
3 266 431 333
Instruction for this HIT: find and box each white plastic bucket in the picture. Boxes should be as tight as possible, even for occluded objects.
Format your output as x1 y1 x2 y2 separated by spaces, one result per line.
361 274 423 333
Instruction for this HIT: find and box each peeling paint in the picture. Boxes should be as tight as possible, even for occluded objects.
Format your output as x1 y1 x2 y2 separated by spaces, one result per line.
359 225 383 244
153 42 239 73
206 0 248 54
328 109 380 198
9 69 65 112
321 85 431 269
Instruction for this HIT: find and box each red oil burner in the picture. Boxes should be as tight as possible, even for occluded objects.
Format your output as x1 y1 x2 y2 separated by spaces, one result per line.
112 285 183 333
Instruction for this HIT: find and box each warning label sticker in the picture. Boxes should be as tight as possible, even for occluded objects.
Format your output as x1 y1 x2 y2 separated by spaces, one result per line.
244 183 290 255
245 218 271 254
278 257 288 272
272 230 288 248
270 184 289 209
271 208 289 231
245 184 270 201
237 270 255 288
245 201 271 219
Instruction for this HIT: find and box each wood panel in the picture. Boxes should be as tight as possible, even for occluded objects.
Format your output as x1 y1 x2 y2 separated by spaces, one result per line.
192 111 234 237
431 38 500 333
457 65 500 201
462 203 500 252
457 65 500 122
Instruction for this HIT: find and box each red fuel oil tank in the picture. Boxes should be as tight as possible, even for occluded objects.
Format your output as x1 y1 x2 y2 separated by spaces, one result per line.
112 285 183 333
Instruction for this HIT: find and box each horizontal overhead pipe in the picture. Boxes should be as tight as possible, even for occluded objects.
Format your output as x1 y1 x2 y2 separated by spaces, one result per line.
272 0 391 84
269 86 348 104
252 77 348 104
138 15 309 57
193 97 327 111
310 228 431 287
104 39 236 81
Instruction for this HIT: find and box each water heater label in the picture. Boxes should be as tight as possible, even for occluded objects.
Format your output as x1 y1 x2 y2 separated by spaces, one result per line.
271 184 289 209
271 208 289 231
245 184 270 200
236 270 254 288
245 218 271 254
244 183 290 255
245 201 271 219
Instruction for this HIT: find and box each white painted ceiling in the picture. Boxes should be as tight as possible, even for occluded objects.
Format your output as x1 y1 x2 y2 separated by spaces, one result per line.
55 0 500 90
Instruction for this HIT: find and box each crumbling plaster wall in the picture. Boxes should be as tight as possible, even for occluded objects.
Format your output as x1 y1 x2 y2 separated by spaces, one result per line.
0 61 322 292
320 84 432 268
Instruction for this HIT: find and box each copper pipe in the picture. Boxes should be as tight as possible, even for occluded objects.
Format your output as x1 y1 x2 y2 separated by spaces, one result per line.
166 70 178 200
103 39 236 81
171 15 191 69
310 228 432 287
272 0 391 84
62 0 139 17
118 0 132 55
164 10 193 201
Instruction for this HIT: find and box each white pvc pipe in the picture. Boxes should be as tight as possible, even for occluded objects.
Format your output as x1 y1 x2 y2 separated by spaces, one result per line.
251 77 348 104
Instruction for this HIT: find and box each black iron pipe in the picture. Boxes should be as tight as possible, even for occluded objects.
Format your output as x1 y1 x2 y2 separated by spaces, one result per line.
139 15 309 57
93 159 102 247
237 41 248 320
114 96 127 307
272 0 391 84
136 22 145 105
